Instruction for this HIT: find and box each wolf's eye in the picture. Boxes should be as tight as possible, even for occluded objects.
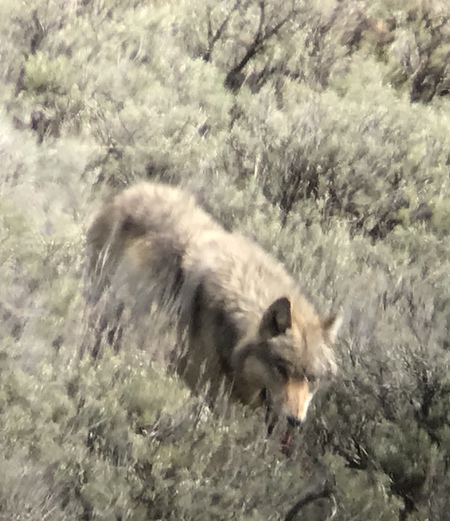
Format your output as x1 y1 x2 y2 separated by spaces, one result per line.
276 364 288 379
306 374 318 388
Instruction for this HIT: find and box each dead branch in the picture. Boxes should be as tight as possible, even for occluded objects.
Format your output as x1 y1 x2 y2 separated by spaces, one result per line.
225 0 298 91
203 1 241 62
283 469 336 521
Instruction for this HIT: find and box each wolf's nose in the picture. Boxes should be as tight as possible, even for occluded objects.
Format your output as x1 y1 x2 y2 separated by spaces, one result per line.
287 415 302 428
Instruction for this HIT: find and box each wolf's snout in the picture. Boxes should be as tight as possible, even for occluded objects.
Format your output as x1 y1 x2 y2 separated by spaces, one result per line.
287 415 302 428
285 379 313 423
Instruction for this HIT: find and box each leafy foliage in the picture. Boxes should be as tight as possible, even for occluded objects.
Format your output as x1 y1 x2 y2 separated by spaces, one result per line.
0 0 449 520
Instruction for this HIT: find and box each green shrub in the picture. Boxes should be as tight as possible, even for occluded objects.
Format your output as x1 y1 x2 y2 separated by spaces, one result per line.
0 0 449 519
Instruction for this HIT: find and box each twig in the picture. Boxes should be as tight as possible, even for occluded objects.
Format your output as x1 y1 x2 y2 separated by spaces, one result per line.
225 0 298 91
284 470 336 521
203 1 241 62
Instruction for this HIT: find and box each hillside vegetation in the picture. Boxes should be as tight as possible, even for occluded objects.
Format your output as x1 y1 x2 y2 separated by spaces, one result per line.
1 0 449 519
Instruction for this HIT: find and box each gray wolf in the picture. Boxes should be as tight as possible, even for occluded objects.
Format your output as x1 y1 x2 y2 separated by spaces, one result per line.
86 182 341 429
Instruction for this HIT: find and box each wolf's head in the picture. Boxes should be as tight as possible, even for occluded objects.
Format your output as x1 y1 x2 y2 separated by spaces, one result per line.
231 296 342 428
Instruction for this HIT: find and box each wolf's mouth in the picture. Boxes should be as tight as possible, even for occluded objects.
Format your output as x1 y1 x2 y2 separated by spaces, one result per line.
281 425 294 454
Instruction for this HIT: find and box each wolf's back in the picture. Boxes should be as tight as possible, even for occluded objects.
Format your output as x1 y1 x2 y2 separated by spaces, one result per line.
86 183 219 316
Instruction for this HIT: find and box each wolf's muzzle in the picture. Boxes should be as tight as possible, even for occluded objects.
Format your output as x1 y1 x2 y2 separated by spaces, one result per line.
287 415 302 428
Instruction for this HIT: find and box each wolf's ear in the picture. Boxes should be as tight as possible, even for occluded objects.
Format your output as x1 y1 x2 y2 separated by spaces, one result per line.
260 297 292 338
321 311 343 344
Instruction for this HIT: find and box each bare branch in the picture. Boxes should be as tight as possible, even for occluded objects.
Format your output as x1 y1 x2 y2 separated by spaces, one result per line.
31 10 45 55
224 0 299 91
284 470 336 521
203 1 241 62
257 1 266 42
